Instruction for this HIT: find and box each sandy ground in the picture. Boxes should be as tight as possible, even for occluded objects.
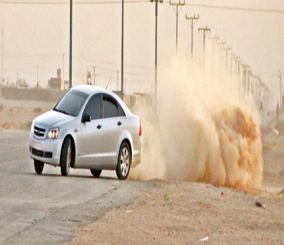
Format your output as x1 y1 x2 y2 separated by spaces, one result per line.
0 99 55 130
65 127 284 245
1 99 284 244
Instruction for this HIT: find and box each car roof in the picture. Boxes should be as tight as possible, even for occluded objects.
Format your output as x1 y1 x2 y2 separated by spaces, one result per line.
71 85 106 95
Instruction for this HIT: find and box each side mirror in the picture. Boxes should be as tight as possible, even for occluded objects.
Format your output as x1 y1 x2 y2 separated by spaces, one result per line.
82 114 91 123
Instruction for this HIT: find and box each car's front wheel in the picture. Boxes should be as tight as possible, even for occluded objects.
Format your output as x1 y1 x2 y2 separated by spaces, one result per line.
90 169 102 178
116 142 131 180
61 137 72 176
34 160 44 174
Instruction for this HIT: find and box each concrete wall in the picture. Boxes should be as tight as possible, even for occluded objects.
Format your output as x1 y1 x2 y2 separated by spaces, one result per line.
1 87 66 102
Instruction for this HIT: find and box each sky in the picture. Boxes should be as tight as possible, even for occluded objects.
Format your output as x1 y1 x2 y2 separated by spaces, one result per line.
0 0 283 94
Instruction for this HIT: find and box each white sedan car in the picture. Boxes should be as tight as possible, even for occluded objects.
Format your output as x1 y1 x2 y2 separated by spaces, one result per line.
29 85 142 180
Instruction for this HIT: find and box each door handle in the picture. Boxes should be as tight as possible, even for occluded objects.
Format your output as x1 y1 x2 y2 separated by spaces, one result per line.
117 121 122 126
74 128 79 133
97 124 102 130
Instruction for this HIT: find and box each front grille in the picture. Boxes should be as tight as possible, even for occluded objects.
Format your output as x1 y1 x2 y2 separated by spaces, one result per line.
34 126 46 137
31 147 53 158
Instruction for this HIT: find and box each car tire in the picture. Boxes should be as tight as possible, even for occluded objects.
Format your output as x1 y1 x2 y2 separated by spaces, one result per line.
116 142 131 180
61 137 72 176
34 160 44 174
90 169 102 178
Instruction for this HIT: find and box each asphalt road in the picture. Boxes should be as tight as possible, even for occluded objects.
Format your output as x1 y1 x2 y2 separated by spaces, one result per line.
0 130 153 245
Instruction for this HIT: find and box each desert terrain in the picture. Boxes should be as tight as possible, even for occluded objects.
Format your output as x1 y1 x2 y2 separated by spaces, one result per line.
1 98 284 244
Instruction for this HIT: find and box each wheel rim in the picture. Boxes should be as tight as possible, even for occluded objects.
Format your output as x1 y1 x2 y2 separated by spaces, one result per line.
66 144 71 171
120 147 129 177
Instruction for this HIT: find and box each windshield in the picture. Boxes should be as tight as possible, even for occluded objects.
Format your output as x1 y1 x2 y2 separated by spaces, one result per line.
54 90 89 117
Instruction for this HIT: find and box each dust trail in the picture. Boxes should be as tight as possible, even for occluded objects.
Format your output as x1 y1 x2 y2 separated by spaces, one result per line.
130 57 263 190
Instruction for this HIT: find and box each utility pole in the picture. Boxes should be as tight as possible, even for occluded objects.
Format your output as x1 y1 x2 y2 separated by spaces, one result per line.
198 26 211 67
242 64 249 97
216 40 225 82
233 56 240 87
117 70 119 91
237 59 241 92
185 14 199 60
1 28 3 84
93 66 96 86
69 0 72 89
151 0 163 107
208 35 219 78
248 69 252 98
170 0 185 55
223 46 231 73
121 0 124 100
230 52 235 82
62 54 64 84
254 75 260 102
279 70 282 111
37 65 39 89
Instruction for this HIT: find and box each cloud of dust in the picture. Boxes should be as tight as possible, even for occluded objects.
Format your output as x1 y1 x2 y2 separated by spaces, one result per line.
129 56 263 191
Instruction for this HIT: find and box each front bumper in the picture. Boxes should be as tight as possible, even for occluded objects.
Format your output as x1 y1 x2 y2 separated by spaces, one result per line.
29 132 63 166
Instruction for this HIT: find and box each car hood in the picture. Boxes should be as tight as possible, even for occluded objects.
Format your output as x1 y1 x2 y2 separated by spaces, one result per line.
33 110 75 129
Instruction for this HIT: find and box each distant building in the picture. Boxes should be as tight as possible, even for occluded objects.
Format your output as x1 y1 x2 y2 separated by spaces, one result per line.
16 78 28 89
48 69 68 90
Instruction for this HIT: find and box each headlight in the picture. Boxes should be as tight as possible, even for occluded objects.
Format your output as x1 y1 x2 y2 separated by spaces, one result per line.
47 128 59 139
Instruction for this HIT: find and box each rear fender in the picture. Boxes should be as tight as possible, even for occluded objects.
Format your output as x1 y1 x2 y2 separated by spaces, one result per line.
116 130 133 161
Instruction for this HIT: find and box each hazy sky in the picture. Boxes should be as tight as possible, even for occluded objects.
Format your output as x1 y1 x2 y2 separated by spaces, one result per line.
0 0 283 93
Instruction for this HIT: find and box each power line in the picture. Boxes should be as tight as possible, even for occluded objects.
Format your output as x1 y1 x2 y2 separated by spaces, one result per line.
0 0 283 13
3 54 61 58
183 3 284 14
74 56 154 70
0 0 149 5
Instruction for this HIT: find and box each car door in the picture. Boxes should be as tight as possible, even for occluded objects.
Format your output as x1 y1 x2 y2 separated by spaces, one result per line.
100 94 126 168
75 93 104 169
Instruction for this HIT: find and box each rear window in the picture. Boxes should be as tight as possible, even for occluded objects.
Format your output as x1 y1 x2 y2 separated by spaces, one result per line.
102 96 118 118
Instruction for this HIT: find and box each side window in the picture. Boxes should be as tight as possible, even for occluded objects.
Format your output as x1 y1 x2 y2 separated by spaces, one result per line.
102 95 118 118
84 94 101 120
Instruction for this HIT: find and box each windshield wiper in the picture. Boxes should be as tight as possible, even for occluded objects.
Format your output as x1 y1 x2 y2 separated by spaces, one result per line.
54 108 69 115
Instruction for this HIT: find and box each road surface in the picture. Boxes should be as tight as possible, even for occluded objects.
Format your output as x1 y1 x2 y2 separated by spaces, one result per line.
0 130 152 245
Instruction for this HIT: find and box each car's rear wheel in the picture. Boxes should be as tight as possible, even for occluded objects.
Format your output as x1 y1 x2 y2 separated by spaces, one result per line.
116 142 131 180
90 169 102 178
34 160 44 174
61 137 72 176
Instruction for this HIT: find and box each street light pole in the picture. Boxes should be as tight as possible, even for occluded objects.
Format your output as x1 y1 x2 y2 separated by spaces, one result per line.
151 0 163 107
121 0 124 100
69 0 72 89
